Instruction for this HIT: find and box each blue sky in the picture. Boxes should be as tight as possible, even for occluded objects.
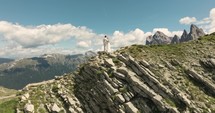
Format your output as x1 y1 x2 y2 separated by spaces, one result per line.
0 0 214 58
0 0 214 33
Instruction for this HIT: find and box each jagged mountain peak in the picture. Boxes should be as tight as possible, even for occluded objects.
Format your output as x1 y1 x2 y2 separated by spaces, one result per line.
146 35 153 45
146 25 206 45
154 31 168 37
151 31 171 44
188 24 205 40
190 24 205 35
180 24 205 42
190 24 198 29
180 29 188 42
173 34 179 37
183 29 188 35
146 31 172 45
171 35 180 44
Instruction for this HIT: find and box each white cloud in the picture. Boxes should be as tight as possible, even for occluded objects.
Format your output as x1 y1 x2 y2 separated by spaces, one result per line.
0 21 96 48
179 8 215 34
179 17 197 25
0 25 184 58
153 28 183 37
209 8 215 33
77 41 92 48
111 28 151 48
196 17 211 25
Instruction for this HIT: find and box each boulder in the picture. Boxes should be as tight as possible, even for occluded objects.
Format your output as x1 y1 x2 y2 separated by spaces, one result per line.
185 69 215 95
104 58 115 67
103 80 118 94
115 94 125 103
24 93 30 99
140 59 150 68
24 103 34 113
51 103 61 112
113 72 126 80
124 102 139 113
21 93 30 101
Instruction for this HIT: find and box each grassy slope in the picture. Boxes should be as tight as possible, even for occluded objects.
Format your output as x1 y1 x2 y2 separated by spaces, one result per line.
0 86 18 113
117 34 215 112
117 34 215 62
0 98 18 113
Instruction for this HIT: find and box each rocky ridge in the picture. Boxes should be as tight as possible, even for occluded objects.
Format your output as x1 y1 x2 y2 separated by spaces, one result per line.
14 34 215 113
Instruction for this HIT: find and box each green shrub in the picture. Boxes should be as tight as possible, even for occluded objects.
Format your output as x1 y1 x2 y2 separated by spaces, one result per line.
52 85 59 93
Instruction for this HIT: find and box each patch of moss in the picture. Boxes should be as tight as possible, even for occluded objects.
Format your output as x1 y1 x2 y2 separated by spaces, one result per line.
164 98 176 107
38 108 47 113
96 70 104 75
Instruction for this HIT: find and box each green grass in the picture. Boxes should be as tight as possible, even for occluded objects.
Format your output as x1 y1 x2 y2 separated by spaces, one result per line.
119 34 215 64
0 98 18 113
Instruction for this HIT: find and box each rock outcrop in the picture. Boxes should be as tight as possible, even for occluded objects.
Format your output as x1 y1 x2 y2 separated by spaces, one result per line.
180 24 205 42
188 24 205 40
148 31 171 45
24 102 34 113
146 35 153 45
180 30 189 42
171 35 180 44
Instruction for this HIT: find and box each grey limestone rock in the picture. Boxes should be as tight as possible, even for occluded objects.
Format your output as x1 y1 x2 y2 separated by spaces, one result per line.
181 24 205 42
180 30 189 42
188 24 205 40
150 31 171 45
124 102 139 113
185 69 215 95
171 35 180 44
51 103 61 112
104 58 115 67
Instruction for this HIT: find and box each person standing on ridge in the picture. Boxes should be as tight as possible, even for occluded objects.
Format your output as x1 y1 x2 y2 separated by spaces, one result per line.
103 35 110 52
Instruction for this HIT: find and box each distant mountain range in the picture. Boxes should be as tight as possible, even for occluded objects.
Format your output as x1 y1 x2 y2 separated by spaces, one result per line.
146 24 205 45
0 58 14 64
0 51 96 89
